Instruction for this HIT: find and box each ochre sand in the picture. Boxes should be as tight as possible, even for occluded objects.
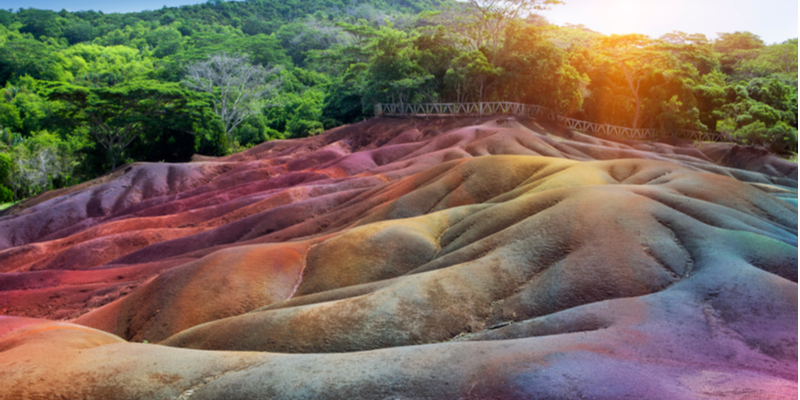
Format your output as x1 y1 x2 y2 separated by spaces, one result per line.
0 117 796 399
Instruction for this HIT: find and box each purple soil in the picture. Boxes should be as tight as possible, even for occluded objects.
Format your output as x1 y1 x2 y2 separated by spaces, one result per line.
0 116 796 399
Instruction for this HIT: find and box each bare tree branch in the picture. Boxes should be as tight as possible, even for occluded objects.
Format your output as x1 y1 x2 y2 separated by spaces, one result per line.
427 0 562 58
183 53 283 139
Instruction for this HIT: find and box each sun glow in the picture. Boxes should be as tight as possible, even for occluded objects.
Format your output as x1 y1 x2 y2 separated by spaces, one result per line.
586 0 661 36
544 0 796 44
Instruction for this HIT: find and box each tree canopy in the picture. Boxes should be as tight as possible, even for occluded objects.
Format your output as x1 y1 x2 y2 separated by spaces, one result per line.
48 80 208 169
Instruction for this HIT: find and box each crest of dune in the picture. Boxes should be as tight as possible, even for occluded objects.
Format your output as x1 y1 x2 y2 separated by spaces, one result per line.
0 116 796 399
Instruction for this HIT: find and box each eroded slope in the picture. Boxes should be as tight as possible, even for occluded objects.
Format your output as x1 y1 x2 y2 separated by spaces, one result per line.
0 117 796 399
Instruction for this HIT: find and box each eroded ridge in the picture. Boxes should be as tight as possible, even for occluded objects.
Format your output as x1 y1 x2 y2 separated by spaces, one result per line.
0 117 796 399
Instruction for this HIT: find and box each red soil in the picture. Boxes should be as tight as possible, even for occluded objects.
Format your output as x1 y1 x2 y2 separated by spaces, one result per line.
0 116 796 399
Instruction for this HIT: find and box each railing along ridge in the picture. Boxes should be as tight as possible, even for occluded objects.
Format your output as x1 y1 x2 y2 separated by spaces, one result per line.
374 102 726 142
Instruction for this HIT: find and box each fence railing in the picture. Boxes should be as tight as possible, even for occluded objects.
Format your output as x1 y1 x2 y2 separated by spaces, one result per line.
374 102 727 142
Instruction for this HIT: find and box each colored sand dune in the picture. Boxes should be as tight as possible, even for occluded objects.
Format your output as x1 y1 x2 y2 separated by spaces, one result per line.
0 117 796 399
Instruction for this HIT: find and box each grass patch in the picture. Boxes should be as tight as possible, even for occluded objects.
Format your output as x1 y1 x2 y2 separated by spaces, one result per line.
0 202 17 211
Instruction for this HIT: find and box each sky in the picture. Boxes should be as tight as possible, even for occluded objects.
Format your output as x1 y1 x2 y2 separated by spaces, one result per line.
0 0 202 14
4 0 798 44
541 0 798 44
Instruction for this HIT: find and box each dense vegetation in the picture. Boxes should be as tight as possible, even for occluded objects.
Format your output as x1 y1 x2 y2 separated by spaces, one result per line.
0 0 796 203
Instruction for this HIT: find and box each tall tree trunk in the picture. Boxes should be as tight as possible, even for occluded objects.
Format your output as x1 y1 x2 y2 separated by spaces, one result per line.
622 66 643 129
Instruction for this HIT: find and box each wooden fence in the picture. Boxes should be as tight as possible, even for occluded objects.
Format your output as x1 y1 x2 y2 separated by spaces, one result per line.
374 102 726 142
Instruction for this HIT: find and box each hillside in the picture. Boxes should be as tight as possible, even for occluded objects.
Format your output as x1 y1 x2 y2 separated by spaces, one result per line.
0 116 796 399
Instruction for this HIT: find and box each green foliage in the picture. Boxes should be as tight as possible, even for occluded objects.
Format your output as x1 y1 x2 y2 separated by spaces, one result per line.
444 50 500 103
276 19 345 66
17 9 63 39
195 116 228 157
322 69 369 125
0 153 14 202
48 80 213 170
149 27 184 58
692 71 729 131
63 20 96 45
0 151 12 191
714 31 765 77
2 130 79 199
0 186 12 203
130 92 224 163
0 35 73 84
499 24 585 114
725 120 797 154
659 31 718 77
0 125 26 147
266 88 326 138
735 39 797 83
363 24 434 104
230 114 284 146
715 76 798 153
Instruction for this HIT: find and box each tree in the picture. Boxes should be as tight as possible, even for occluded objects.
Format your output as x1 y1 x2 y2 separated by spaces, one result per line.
0 151 13 202
63 20 96 45
444 50 501 103
276 19 347 66
432 0 563 58
183 53 282 140
146 27 184 58
363 25 435 105
17 9 64 39
0 36 73 85
265 89 326 138
48 80 203 170
716 77 798 153
497 23 586 114
692 71 729 131
1 131 76 200
659 31 718 76
594 34 681 128
322 64 369 125
713 31 765 77
714 31 765 54
735 39 798 83
15 146 59 197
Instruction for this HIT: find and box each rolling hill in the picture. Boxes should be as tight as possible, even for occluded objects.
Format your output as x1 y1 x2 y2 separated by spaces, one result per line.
0 116 796 399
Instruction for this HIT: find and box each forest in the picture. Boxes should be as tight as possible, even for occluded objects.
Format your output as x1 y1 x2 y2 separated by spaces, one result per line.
0 0 796 205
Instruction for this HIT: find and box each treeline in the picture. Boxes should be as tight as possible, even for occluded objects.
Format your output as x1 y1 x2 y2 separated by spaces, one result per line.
0 0 797 203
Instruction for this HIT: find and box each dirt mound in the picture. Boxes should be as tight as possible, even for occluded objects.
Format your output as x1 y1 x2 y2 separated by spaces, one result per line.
695 142 798 181
0 117 796 399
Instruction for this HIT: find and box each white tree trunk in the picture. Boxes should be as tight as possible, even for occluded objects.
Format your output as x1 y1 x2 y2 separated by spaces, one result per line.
183 53 283 139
